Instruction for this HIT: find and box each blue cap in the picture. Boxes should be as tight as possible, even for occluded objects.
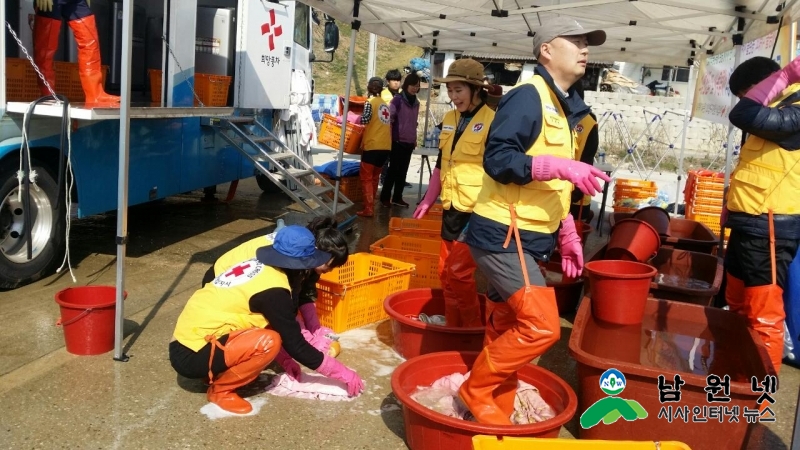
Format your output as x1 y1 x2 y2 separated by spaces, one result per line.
256 225 332 270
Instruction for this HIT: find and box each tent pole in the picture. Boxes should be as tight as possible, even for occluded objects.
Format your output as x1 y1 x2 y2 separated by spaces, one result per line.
721 42 743 252
418 49 434 201
114 0 134 362
674 64 694 215
332 20 360 214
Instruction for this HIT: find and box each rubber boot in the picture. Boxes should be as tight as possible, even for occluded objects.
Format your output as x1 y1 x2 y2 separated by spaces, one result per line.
356 162 375 217
483 300 519 418
33 15 62 97
438 240 461 325
207 328 281 414
449 241 482 327
725 273 746 316
67 15 120 105
744 284 786 375
459 285 560 425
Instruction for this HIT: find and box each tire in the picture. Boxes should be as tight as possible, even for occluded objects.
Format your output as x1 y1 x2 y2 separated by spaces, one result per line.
255 171 287 194
0 163 64 289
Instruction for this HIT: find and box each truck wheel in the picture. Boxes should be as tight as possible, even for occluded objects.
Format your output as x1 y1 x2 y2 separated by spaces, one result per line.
255 172 287 194
0 164 64 289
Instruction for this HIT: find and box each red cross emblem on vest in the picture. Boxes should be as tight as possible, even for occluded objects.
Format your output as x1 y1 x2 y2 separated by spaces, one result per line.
225 263 251 278
260 9 283 51
378 104 390 124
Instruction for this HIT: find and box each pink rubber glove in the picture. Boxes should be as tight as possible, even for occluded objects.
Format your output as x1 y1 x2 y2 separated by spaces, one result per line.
299 302 321 333
745 56 800 105
316 355 365 397
532 155 611 196
413 167 443 219
346 111 361 124
275 348 302 380
559 214 584 279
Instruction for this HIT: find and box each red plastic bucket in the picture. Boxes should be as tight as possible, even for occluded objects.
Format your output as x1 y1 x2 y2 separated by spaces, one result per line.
55 286 126 355
606 218 661 262
632 206 671 236
584 260 657 325
384 288 486 359
391 351 577 450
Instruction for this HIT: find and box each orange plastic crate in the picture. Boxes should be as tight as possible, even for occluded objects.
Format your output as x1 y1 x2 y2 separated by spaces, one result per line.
5 58 106 102
315 253 415 333
318 113 365 155
370 235 441 289
321 174 363 203
147 69 231 106
148 69 162 103
615 178 657 189
388 217 442 240
194 72 231 106
6 58 40 101
426 204 444 216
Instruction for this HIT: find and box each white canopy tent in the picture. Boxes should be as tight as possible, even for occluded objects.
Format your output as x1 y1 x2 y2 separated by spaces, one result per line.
307 0 795 232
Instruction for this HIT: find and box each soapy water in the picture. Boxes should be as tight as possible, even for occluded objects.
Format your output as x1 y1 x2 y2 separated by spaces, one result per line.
655 273 712 290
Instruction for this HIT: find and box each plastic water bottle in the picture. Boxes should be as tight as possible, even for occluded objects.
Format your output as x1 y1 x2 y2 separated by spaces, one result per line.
276 218 286 232
597 152 606 165
432 128 440 148
424 132 433 149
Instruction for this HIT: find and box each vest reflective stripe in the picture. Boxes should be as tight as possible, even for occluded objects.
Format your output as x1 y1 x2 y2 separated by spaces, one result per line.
213 235 273 275
472 76 575 233
362 97 392 151
573 114 597 206
438 105 494 212
173 261 291 351
727 85 800 216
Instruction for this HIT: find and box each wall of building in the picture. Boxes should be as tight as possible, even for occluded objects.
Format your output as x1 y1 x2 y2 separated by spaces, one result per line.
583 90 736 157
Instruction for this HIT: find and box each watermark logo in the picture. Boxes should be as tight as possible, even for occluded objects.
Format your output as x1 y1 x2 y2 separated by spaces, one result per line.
580 368 648 429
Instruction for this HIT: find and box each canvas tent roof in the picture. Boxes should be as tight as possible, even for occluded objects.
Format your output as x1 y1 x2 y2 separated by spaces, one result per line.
303 0 794 66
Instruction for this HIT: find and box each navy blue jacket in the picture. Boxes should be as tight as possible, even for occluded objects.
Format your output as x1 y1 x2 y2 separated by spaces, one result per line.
466 65 592 255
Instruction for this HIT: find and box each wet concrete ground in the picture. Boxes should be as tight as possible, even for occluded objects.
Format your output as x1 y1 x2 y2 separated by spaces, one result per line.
0 153 797 449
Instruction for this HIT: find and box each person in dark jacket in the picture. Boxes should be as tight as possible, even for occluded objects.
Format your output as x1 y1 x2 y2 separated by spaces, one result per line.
459 18 609 425
380 73 421 207
723 55 800 374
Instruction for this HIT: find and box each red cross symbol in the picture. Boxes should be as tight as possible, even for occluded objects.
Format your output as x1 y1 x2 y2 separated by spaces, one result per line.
381 107 390 120
260 9 283 51
225 263 251 278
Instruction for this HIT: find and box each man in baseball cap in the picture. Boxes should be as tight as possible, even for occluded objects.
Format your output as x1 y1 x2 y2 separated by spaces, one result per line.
531 16 606 59
459 16 610 425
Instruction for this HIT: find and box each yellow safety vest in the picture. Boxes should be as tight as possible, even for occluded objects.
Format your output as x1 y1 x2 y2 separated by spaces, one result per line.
727 84 800 216
381 87 399 104
362 96 392 151
472 75 575 233
573 114 597 206
214 235 273 275
439 105 495 212
173 259 291 351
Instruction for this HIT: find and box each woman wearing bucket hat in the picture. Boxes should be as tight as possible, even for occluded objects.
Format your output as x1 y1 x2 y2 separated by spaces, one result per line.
200 216 349 358
459 17 610 425
170 226 364 414
412 58 495 328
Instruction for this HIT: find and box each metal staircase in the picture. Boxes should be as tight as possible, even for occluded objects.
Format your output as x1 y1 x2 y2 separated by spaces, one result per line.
202 114 356 227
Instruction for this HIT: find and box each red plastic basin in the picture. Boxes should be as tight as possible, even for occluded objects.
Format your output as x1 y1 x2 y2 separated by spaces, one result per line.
662 218 719 254
568 298 774 450
584 260 657 325
384 288 486 359
391 351 577 450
